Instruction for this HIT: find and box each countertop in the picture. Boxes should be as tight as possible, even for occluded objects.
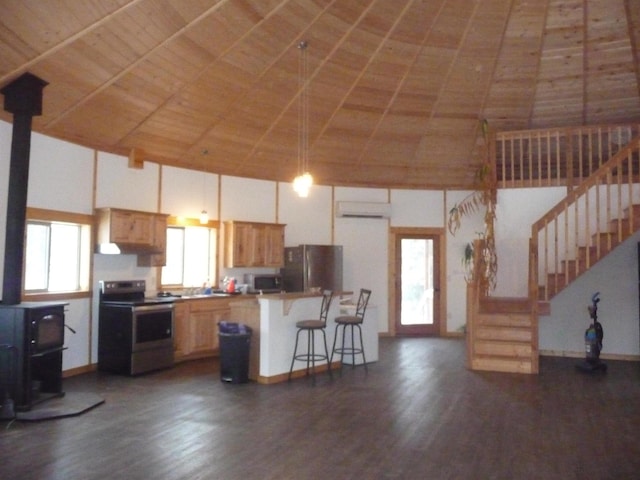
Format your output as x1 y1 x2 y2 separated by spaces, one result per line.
228 291 354 307
165 290 353 304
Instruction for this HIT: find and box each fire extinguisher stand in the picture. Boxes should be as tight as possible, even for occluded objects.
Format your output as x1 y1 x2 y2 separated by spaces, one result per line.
576 292 607 373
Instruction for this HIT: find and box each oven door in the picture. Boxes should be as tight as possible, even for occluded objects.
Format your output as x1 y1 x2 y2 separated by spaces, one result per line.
132 304 174 352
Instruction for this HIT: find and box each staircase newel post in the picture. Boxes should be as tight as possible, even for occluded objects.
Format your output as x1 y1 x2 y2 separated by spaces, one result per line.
528 235 539 304
465 275 477 369
528 236 540 373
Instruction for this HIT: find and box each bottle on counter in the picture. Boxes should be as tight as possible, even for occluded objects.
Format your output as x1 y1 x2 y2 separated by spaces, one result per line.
226 277 236 293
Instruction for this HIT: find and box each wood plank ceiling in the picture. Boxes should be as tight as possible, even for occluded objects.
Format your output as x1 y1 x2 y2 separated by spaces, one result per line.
1 0 640 189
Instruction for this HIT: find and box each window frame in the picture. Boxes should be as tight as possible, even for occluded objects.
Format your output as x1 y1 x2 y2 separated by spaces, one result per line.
23 207 93 301
160 216 220 290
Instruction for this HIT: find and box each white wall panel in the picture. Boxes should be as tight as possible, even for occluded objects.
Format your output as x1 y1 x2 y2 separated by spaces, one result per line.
162 166 218 219
61 298 91 370
335 186 388 203
539 232 640 356
334 187 389 333
221 175 275 222
278 182 332 245
494 187 565 297
390 190 444 227
445 190 484 333
29 131 94 214
95 152 159 211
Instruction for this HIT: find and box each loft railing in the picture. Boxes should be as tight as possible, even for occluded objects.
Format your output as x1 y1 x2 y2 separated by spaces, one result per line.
528 137 640 302
496 124 640 189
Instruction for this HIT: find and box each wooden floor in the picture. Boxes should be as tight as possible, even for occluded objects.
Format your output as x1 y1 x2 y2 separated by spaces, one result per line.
2 337 640 479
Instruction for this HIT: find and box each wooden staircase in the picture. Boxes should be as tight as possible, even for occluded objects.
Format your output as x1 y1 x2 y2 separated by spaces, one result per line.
466 125 640 375
467 280 543 374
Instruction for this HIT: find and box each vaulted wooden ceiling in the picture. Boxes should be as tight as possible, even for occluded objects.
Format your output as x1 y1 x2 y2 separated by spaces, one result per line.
1 0 640 189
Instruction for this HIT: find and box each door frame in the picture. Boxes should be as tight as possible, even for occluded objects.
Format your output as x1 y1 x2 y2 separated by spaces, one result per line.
388 227 447 337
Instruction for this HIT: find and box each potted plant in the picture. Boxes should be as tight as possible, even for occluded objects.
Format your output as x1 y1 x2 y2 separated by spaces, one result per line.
448 119 498 293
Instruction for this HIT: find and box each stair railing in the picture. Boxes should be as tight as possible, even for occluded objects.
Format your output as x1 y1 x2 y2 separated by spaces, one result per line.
496 124 640 189
529 137 640 302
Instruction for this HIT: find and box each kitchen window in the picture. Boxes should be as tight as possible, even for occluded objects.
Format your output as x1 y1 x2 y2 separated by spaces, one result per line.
162 221 217 289
24 209 92 295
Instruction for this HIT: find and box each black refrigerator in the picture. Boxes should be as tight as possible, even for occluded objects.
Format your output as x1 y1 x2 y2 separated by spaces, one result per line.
281 245 343 292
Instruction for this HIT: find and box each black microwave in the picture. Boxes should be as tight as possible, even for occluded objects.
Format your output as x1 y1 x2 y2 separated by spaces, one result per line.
244 274 282 293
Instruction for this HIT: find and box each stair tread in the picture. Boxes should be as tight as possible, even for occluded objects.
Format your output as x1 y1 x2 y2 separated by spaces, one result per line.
479 296 531 313
474 341 532 358
471 356 536 374
477 319 532 328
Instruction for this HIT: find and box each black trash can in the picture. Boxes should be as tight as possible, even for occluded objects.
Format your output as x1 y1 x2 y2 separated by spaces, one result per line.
218 322 252 384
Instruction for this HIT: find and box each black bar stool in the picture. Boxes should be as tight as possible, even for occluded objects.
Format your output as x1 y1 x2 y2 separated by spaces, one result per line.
288 290 334 384
330 288 371 372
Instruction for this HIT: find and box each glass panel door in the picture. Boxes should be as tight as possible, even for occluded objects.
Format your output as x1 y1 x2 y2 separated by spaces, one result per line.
395 234 440 336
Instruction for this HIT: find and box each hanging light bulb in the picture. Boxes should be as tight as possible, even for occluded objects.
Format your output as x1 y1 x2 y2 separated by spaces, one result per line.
293 172 313 197
199 210 209 224
293 40 313 197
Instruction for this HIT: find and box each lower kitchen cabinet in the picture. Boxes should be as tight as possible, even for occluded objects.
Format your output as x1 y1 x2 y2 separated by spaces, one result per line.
173 302 190 360
173 298 232 362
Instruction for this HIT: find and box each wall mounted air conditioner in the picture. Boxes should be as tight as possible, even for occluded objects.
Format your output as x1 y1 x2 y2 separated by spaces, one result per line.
335 201 391 219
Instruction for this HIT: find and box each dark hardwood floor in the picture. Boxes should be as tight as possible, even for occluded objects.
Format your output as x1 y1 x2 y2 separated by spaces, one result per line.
2 337 640 480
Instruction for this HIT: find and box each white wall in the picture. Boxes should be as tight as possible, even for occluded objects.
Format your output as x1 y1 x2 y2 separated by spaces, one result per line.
539 232 640 356
445 190 486 333
95 152 160 211
390 189 444 228
29 131 95 214
279 182 333 245
1 119 638 373
493 187 566 297
162 166 218 220
221 175 277 222
334 187 389 333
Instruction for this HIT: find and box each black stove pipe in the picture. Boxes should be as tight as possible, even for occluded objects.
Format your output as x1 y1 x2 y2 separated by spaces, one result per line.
0 73 47 305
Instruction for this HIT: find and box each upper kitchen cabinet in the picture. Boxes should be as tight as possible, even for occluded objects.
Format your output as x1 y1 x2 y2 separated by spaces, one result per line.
264 223 285 266
95 208 169 261
224 221 285 268
137 214 169 267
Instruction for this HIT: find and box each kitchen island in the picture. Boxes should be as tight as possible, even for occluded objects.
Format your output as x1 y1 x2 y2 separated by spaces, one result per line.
229 292 378 384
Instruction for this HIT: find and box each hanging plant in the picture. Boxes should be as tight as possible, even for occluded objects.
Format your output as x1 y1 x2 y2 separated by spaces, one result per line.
448 119 498 293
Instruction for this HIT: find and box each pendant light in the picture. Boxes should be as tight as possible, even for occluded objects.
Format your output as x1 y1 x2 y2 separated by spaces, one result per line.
293 40 313 198
199 209 209 225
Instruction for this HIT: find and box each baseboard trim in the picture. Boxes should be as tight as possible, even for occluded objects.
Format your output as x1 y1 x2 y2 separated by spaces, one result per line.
540 350 640 362
62 364 97 378
257 361 341 384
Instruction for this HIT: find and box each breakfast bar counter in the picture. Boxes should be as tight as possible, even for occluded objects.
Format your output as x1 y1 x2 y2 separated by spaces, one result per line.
229 291 378 384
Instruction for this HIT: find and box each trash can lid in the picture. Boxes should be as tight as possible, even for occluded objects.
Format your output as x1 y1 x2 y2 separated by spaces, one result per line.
219 321 251 334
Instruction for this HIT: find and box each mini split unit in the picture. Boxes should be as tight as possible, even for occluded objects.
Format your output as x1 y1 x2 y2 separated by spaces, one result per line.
335 201 391 218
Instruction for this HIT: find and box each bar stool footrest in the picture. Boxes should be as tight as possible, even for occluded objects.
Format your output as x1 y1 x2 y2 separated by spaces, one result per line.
293 353 329 362
333 347 363 355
